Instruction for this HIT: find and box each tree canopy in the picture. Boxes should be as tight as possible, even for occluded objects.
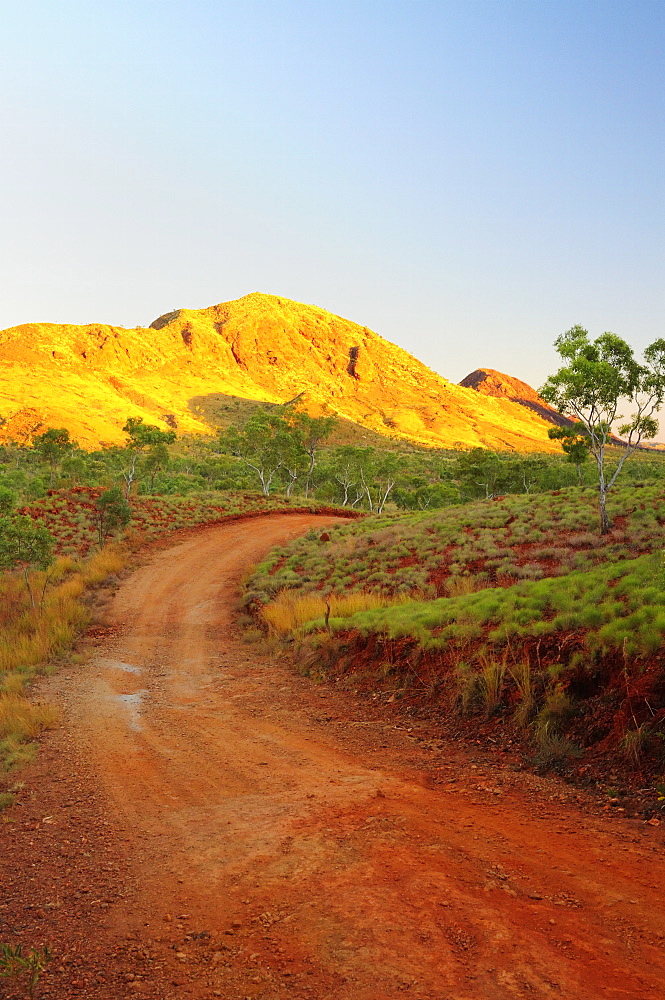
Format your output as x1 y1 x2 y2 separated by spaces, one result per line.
540 326 665 532
0 515 54 607
33 427 75 485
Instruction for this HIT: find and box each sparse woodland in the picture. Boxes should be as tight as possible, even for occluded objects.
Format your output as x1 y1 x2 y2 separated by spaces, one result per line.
2 390 665 811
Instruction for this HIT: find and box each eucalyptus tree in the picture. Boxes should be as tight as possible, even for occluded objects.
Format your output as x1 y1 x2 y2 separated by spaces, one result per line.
290 411 336 497
547 423 591 485
33 427 75 486
323 446 366 507
219 409 295 495
358 450 404 513
121 417 176 497
540 326 665 533
0 515 54 608
454 448 507 500
94 486 132 545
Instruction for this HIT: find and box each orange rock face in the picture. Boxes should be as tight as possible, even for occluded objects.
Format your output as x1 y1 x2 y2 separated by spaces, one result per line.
0 292 561 451
459 368 574 429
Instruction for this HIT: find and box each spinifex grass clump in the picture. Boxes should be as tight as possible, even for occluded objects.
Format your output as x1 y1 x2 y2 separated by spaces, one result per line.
509 662 535 728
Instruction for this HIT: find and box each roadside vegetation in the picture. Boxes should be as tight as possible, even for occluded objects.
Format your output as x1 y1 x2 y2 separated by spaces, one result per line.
0 545 125 794
246 483 665 790
17 487 339 558
5 398 665 515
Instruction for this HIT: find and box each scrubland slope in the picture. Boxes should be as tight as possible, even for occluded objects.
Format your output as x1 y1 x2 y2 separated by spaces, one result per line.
248 486 665 783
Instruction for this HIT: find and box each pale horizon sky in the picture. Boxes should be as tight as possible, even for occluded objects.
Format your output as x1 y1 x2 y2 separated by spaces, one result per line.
1 0 663 393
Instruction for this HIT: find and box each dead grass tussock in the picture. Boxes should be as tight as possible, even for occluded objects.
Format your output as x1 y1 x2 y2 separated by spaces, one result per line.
0 790 16 810
446 574 486 598
238 561 258 590
478 654 506 716
508 661 535 728
531 686 582 766
0 672 27 695
82 545 125 585
0 694 61 772
619 724 652 762
261 588 419 637
47 556 79 582
454 662 481 716
0 694 60 744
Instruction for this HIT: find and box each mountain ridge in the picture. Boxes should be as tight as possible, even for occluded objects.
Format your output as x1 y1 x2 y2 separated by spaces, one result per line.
0 292 562 452
459 367 575 428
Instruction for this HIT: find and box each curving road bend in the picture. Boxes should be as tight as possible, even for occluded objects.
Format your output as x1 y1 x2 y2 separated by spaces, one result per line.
65 514 665 1000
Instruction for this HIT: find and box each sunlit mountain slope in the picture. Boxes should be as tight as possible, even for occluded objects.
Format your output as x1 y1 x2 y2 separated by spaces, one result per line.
0 292 560 451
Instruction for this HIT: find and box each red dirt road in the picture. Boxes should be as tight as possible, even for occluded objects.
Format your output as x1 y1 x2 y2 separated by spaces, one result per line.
2 514 665 1000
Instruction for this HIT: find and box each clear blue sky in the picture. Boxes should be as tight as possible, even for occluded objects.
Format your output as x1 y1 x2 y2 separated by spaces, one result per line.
1 0 663 390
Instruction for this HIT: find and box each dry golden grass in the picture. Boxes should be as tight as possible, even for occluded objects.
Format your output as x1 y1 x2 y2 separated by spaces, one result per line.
82 545 125 585
0 694 61 772
478 654 506 716
0 672 26 695
261 588 418 637
0 568 88 676
0 694 60 743
0 544 127 775
445 574 487 597
509 661 534 728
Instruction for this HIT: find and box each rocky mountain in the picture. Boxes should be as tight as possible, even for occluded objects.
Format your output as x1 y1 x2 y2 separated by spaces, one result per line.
459 368 574 428
0 292 562 451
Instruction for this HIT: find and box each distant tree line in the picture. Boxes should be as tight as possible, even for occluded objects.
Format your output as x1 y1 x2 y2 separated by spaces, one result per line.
1 398 665 517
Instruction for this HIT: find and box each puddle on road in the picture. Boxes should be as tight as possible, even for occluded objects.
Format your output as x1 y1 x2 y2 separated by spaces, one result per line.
184 600 214 624
100 658 143 675
115 690 149 732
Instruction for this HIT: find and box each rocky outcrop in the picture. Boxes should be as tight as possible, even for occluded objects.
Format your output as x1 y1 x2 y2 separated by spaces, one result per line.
460 368 575 428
